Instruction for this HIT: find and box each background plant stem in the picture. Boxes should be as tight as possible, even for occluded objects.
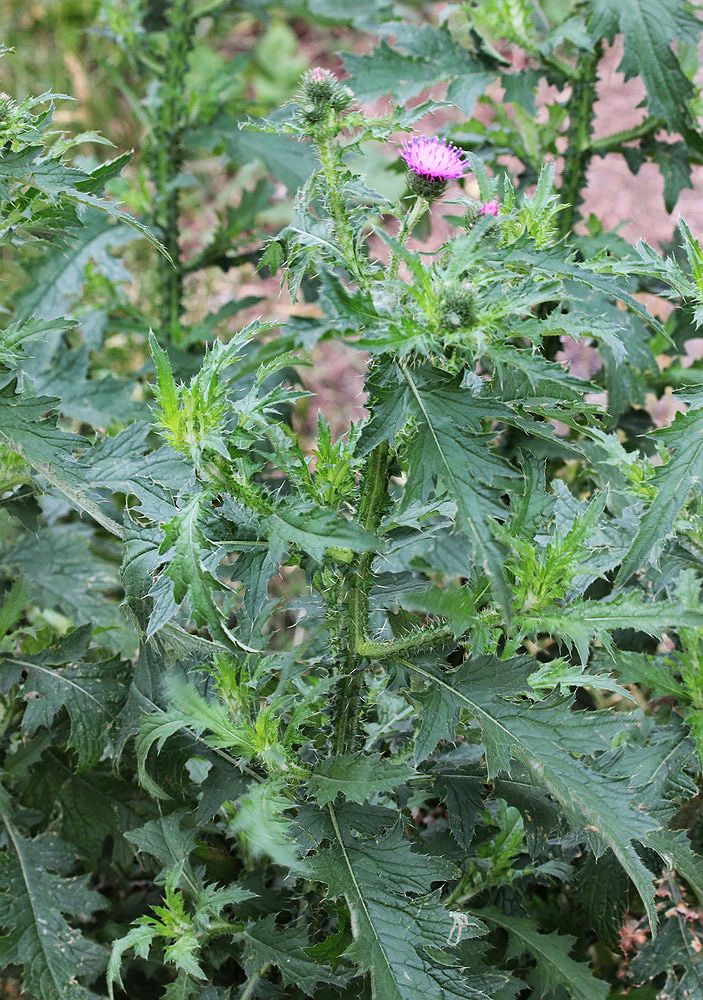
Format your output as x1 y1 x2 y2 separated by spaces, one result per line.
558 42 602 238
152 0 195 346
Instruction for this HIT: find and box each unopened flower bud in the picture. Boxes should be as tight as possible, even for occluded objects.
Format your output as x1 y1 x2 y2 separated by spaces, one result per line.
480 199 500 217
440 282 476 329
301 67 354 114
0 94 15 122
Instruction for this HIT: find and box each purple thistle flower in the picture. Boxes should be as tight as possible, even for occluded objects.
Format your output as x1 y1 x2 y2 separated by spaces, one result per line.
399 136 466 181
479 199 500 217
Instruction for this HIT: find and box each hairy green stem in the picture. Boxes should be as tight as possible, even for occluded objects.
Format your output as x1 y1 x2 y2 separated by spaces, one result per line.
356 624 455 660
317 134 368 289
389 196 428 279
152 0 195 345
590 117 662 154
558 42 602 238
333 443 391 754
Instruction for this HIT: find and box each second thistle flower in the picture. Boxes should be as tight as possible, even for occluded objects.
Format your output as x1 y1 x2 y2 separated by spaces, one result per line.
400 136 466 199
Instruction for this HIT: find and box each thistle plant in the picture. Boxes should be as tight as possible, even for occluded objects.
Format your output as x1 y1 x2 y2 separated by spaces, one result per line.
3 7 703 999
101 71 703 995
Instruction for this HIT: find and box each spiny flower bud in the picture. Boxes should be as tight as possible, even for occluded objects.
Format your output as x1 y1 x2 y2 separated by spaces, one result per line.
301 67 354 113
463 198 501 229
480 198 500 217
0 93 15 123
440 282 476 329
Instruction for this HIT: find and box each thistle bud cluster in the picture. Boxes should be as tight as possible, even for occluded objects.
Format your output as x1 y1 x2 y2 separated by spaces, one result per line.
0 94 14 122
440 281 476 329
0 94 34 146
299 67 354 126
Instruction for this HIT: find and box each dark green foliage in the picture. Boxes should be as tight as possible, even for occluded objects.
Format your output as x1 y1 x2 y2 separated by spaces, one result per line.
3 3 703 998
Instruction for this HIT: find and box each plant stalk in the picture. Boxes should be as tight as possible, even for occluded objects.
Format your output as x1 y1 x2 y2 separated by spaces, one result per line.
317 133 368 289
152 0 195 346
558 41 602 238
356 624 455 660
389 196 428 279
589 118 662 154
333 442 391 754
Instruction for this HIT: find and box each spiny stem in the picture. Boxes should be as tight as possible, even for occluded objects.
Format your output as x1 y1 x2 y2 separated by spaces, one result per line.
356 624 455 660
558 41 602 238
333 442 391 755
389 196 428 279
152 0 195 346
316 133 368 289
590 118 662 154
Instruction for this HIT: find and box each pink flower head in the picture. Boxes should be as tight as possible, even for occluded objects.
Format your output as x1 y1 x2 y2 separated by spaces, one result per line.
399 136 466 181
479 199 500 217
309 66 327 82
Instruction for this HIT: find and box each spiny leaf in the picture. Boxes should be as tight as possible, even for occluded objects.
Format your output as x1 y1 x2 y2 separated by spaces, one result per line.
483 909 610 1000
590 0 702 138
159 492 255 651
617 409 703 582
365 363 516 611
518 596 703 664
403 655 662 927
238 915 342 996
307 753 412 806
303 805 489 1000
268 500 377 562
1 626 129 769
0 807 107 1000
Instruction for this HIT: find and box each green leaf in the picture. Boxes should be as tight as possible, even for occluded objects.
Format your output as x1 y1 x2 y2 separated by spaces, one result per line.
617 409 703 582
403 655 662 926
575 851 629 947
0 146 166 253
13 211 134 323
207 119 317 192
125 811 198 885
6 523 134 653
365 363 516 611
239 915 342 996
483 909 610 1000
303 805 490 1000
1 626 129 769
307 753 412 806
159 493 255 651
30 344 140 428
229 779 300 869
0 808 107 1000
433 765 486 849
590 0 702 138
268 501 377 562
629 909 703 994
646 829 703 908
519 597 703 664
343 26 494 112
649 141 693 213
0 382 125 538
